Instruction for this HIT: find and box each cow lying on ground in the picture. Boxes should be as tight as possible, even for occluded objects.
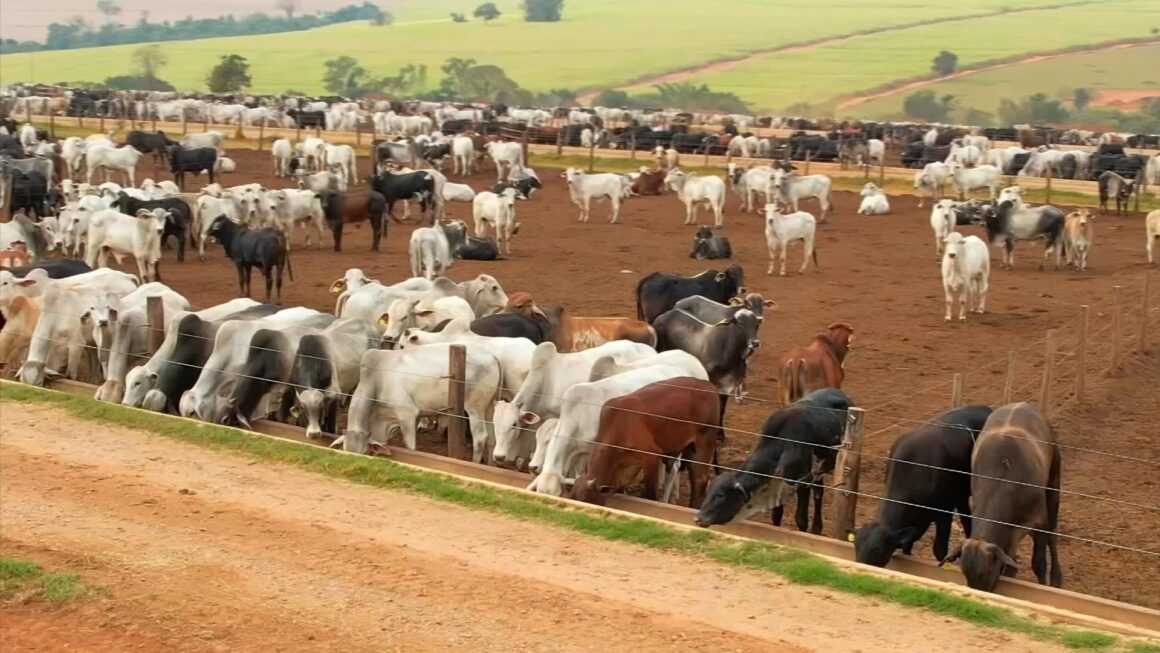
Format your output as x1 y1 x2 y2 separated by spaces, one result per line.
688 225 732 260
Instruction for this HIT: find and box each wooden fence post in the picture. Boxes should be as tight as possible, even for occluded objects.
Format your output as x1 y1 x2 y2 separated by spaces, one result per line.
879 158 886 186
447 344 468 460
1134 174 1143 214
702 145 710 167
203 114 209 133
146 296 165 355
829 407 866 541
587 141 596 173
1141 270 1152 351
151 117 158 133
1040 329 1057 416
1111 285 1123 372
315 124 321 138
78 113 84 130
950 373 965 407
48 113 55 140
99 114 106 134
556 129 563 156
257 122 265 151
355 122 362 147
1044 165 1053 205
1001 350 1016 404
630 131 636 160
521 130 530 165
1076 305 1089 404
804 149 812 175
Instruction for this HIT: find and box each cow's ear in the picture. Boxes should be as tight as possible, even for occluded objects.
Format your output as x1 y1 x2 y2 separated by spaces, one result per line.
727 297 743 306
415 310 434 318
763 299 778 309
15 279 38 287
148 371 159 381
714 272 726 282
598 484 615 494
520 411 541 425
989 543 1020 570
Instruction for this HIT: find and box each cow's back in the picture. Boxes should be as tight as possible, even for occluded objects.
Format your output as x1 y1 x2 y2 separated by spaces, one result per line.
970 403 1056 524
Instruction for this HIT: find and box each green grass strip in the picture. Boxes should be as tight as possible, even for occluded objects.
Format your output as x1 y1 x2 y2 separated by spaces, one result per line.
0 557 86 603
1 383 1149 650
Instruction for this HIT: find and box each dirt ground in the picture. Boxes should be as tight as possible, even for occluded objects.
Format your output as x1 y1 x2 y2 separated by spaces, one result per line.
21 148 1160 609
0 402 1083 652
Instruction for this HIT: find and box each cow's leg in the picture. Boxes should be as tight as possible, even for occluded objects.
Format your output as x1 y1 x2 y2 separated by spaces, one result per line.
264 268 275 303
1031 532 1048 584
779 241 789 276
931 515 952 561
976 275 988 314
800 237 814 275
809 484 825 535
958 285 968 322
770 504 784 527
766 240 776 276
609 197 620 224
793 485 810 532
943 283 955 322
235 263 248 297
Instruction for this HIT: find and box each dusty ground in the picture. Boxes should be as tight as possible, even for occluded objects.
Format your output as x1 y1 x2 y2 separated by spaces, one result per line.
11 147 1160 609
0 402 1081 652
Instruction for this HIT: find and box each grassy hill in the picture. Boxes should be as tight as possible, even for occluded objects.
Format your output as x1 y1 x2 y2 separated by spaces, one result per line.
1 0 1156 112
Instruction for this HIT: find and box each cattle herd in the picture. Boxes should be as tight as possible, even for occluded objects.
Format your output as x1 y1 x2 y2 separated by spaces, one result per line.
1 86 1159 597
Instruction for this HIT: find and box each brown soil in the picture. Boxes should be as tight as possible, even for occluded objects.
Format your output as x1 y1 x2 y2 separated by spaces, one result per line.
0 402 1077 652
18 147 1160 611
1092 90 1160 111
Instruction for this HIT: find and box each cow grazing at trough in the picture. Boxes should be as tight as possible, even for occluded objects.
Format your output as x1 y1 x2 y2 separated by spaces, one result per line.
689 225 732 260
857 183 890 215
664 169 726 228
206 217 292 302
854 405 992 566
635 265 745 324
505 292 656 352
695 388 852 533
941 232 990 322
1062 209 1094 271
764 205 818 277
775 322 853 405
982 200 1065 270
947 403 1063 591
570 377 721 508
1097 171 1134 216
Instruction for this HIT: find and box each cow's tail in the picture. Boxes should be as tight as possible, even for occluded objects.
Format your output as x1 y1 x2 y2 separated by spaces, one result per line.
634 276 647 321
645 325 658 348
811 244 820 271
779 358 805 404
284 236 294 282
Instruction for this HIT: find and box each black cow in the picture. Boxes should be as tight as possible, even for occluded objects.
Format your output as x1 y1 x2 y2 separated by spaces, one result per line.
287 109 326 129
207 217 293 302
900 141 926 168
455 235 500 260
468 313 550 343
635 264 745 324
422 142 451 166
8 170 48 218
688 225 732 260
921 145 951 167
166 145 218 189
982 200 1066 270
1098 171 1135 215
854 405 993 567
0 135 24 158
125 130 177 166
3 259 91 279
109 192 191 262
492 176 542 200
370 170 437 221
226 320 336 429
695 388 852 533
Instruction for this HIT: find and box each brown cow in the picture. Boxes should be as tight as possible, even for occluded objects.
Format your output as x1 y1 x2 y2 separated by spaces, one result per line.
570 377 720 507
631 168 664 196
0 294 40 376
0 242 31 269
322 190 388 252
776 322 854 405
947 402 1062 591
505 291 656 353
1062 209 1094 271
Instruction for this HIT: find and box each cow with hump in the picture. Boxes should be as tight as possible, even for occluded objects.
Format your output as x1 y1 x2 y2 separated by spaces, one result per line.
695 388 852 534
635 264 745 324
775 322 854 405
854 405 992 567
946 402 1063 591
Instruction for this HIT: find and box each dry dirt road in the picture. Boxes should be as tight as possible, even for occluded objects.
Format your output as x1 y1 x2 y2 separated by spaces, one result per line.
0 401 1069 652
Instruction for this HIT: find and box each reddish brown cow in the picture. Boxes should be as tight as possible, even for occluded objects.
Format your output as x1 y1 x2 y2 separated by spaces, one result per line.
631 169 664 196
505 291 656 352
0 294 39 375
0 242 31 269
776 322 855 405
570 377 721 507
322 190 388 252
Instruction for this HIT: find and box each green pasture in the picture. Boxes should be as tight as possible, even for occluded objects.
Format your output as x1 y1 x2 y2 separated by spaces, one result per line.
672 0 1159 112
0 0 1100 98
851 42 1160 118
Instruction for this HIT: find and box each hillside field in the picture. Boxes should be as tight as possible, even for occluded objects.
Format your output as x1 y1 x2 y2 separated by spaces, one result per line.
2 0 1147 110
667 0 1158 112
848 41 1160 118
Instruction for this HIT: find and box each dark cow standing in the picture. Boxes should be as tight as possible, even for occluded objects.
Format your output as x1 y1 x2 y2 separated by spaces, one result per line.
854 405 993 567
689 225 732 260
166 144 217 189
695 388 852 533
286 109 326 129
370 170 437 222
982 200 1066 270
322 191 388 252
653 306 761 420
207 217 293 302
492 176 542 200
947 402 1063 591
1097 171 1134 215
636 264 745 324
125 130 177 166
109 192 191 262
7 170 48 218
673 293 776 326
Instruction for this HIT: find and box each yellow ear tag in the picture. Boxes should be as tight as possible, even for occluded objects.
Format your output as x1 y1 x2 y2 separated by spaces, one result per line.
940 562 953 570
846 533 855 542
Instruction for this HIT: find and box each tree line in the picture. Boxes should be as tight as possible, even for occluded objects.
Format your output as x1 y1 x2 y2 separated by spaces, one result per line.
900 88 1160 133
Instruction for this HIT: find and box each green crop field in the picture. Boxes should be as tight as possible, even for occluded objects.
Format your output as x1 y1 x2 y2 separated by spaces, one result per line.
850 42 1160 118
0 0 1119 102
669 0 1159 112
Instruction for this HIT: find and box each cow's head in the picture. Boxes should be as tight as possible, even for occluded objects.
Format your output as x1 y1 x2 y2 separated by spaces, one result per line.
947 538 1018 591
854 522 918 568
505 291 547 321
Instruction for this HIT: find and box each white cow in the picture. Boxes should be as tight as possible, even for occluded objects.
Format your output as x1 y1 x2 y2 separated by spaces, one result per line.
59 205 92 257
298 137 328 172
473 188 519 255
764 205 818 276
408 221 458 280
941 232 990 322
338 346 501 463
770 168 832 220
948 162 1001 200
914 162 950 208
398 319 537 403
85 145 143 186
929 199 957 259
1146 209 1160 265
857 183 890 215
451 135 476 175
271 138 293 177
946 142 982 167
139 178 180 199
324 143 358 187
181 131 225 151
727 163 776 213
378 296 474 343
664 169 726 227
265 189 326 249
60 137 86 179
563 168 627 224
486 141 524 182
85 208 167 281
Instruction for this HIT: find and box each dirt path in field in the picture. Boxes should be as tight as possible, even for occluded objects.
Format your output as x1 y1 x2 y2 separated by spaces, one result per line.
0 402 1072 652
834 40 1160 112
576 1 1096 105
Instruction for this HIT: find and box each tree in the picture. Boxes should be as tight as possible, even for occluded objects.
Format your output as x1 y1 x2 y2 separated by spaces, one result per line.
902 90 955 122
450 12 467 22
275 0 298 19
130 44 168 83
474 2 501 22
592 89 630 107
96 0 122 25
522 0 563 22
931 50 958 76
997 93 1069 125
460 64 519 101
371 8 394 25
104 74 174 91
438 56 477 97
960 108 994 127
205 54 252 93
322 56 370 96
1072 88 1093 113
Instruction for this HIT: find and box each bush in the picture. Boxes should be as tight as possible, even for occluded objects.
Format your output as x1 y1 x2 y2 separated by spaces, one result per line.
474 2 501 22
591 89 630 107
523 0 563 22
205 54 252 93
931 50 958 76
902 90 955 122
103 75 175 91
